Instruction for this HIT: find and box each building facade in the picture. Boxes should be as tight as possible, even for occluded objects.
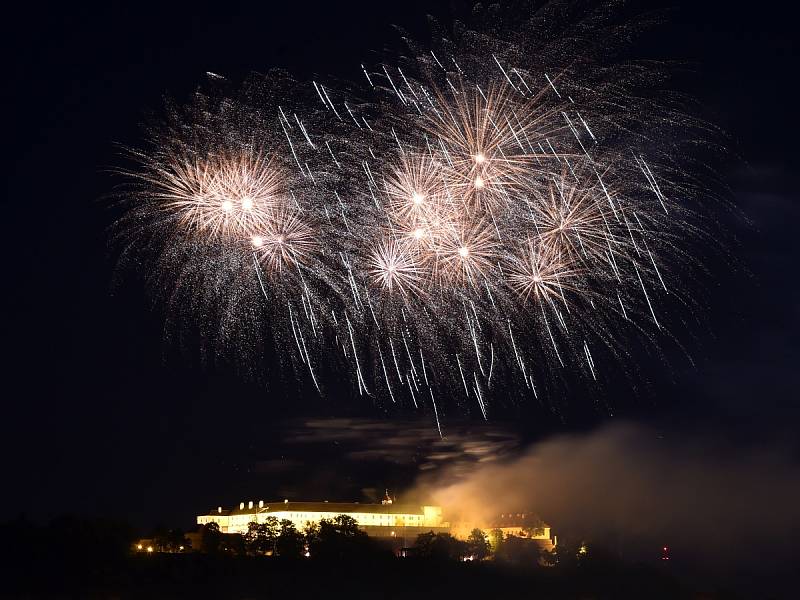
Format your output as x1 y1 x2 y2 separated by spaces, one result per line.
197 498 554 551
197 498 449 539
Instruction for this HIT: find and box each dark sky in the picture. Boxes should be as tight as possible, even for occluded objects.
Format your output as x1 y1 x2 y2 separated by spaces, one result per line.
1 0 798 534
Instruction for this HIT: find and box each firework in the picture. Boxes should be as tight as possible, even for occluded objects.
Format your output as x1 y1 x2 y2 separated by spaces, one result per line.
506 237 581 304
114 2 721 431
436 219 500 288
252 207 317 273
369 238 424 296
141 148 282 240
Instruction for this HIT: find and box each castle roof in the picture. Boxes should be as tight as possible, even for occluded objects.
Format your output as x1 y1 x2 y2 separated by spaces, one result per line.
211 501 434 517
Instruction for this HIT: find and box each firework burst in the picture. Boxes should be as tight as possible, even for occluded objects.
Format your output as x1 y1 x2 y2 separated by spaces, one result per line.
145 149 282 240
369 238 424 297
436 219 499 288
252 207 317 274
113 2 725 431
506 237 581 304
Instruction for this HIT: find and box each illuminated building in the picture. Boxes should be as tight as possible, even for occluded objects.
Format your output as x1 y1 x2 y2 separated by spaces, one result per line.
197 495 554 551
197 494 450 539
490 512 552 539
449 512 555 552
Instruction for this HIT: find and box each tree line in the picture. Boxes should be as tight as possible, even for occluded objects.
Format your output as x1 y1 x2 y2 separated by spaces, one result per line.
0 512 586 569
191 514 570 567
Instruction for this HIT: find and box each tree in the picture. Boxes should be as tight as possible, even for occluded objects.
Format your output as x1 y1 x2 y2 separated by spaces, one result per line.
262 516 281 548
488 528 504 553
275 519 305 558
330 514 364 537
308 515 370 559
540 547 558 567
495 535 541 567
222 533 246 556
244 517 280 555
303 522 320 544
151 524 168 552
154 528 189 553
522 515 547 539
466 528 491 561
413 531 437 557
244 522 264 555
200 522 223 555
413 532 468 561
546 537 581 569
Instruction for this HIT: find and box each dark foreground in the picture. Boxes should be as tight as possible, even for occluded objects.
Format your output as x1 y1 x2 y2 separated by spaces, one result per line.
0 516 789 599
1 553 757 600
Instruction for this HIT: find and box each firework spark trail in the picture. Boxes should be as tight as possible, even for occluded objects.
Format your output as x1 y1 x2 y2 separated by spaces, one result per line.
635 263 661 330
429 387 443 438
115 2 720 426
507 320 523 373
346 313 369 396
287 303 304 361
390 339 403 383
488 343 495 386
473 371 487 420
456 353 470 399
253 254 269 299
583 340 597 381
300 325 321 393
406 373 418 408
419 349 430 386
378 344 395 403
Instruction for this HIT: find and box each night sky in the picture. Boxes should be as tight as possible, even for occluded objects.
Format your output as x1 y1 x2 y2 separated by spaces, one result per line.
2 0 798 538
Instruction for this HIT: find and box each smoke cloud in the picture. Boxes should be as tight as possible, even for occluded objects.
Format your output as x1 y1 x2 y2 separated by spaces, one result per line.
411 422 800 570
263 417 799 582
